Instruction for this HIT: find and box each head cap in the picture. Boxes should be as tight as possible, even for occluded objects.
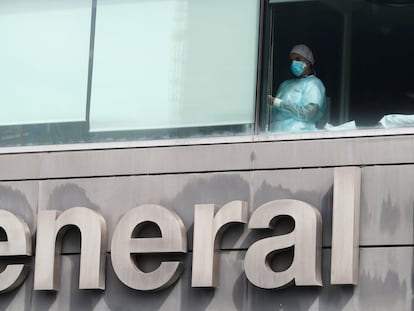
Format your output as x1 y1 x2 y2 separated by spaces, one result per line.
290 44 315 64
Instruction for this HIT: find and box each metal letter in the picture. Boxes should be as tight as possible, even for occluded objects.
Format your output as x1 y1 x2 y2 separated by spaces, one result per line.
111 204 187 291
0 210 32 293
331 166 361 285
244 199 322 289
191 201 248 287
34 207 107 290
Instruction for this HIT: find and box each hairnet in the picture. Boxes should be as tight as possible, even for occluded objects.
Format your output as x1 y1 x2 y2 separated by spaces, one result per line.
290 44 315 64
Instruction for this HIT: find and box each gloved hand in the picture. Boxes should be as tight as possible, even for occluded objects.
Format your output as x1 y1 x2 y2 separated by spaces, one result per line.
267 95 282 107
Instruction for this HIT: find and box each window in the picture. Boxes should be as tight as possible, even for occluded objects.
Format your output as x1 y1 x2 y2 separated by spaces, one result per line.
350 0 414 127
0 0 91 145
3 0 413 148
261 0 414 133
0 0 261 147
0 0 91 126
90 0 259 133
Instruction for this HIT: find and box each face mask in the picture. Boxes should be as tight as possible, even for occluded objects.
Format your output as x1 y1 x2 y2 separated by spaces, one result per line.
291 60 306 77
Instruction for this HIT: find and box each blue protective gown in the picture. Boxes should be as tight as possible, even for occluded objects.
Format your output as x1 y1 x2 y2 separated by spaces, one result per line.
270 75 326 132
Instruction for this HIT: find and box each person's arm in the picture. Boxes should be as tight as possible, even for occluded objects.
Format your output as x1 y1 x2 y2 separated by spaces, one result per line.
278 101 319 121
275 78 325 121
269 95 319 121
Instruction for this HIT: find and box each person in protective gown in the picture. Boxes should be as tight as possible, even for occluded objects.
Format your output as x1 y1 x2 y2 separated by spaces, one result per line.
268 44 326 132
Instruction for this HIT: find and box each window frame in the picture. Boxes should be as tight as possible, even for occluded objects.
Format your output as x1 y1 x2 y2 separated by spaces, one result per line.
2 0 414 152
258 0 414 135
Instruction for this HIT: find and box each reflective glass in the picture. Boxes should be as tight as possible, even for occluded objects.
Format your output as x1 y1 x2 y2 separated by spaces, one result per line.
90 0 260 132
0 0 91 126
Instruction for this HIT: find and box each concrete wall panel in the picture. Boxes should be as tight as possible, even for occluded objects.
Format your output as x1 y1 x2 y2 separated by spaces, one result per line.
1 135 414 180
0 247 411 310
0 181 38 233
35 165 414 252
36 169 334 253
1 137 414 310
247 247 413 311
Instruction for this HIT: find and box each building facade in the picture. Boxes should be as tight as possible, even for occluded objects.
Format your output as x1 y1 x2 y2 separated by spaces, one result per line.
1 0 414 310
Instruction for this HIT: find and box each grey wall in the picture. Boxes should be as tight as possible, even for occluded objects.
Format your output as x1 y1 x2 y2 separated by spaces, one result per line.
0 134 413 310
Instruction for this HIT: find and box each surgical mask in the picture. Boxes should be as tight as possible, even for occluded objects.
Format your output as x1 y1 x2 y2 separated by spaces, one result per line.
291 60 306 77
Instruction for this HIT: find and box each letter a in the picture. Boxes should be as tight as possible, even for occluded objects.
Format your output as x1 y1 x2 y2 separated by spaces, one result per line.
244 199 322 289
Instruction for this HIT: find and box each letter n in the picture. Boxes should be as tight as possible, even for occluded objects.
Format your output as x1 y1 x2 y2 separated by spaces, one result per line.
34 207 107 290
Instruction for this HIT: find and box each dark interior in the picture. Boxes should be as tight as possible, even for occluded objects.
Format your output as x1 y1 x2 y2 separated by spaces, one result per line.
351 1 414 126
269 0 414 127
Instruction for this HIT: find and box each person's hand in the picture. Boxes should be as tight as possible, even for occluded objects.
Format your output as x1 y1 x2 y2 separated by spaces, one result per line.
268 95 282 107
